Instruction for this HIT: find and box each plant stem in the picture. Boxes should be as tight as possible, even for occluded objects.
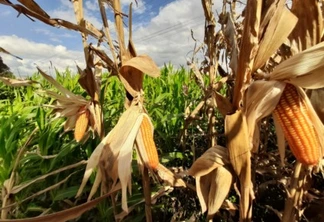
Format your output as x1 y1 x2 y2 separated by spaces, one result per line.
142 167 152 222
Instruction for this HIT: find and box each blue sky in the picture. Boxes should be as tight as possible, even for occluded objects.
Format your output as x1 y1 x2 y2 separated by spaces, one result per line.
0 0 216 76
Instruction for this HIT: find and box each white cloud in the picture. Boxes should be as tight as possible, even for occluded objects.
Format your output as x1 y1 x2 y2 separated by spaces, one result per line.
131 0 211 67
0 35 84 77
85 0 98 12
34 28 76 43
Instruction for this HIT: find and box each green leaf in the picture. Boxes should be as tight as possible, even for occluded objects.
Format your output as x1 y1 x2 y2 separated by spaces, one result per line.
53 186 79 201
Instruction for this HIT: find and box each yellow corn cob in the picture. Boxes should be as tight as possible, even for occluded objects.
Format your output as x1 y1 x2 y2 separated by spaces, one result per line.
140 115 159 170
74 107 89 142
273 84 320 165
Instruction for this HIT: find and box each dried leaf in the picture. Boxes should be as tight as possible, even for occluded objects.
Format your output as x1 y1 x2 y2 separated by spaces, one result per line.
244 80 285 151
288 0 323 53
223 12 239 74
232 0 262 108
156 164 186 187
253 2 298 71
188 145 229 178
17 0 50 18
270 42 324 89
196 174 211 213
37 68 87 101
0 77 38 87
118 113 144 212
120 55 160 78
207 167 233 220
0 47 22 60
78 66 100 101
188 62 205 89
0 1 102 39
76 135 109 197
214 92 235 116
297 87 324 160
119 55 160 97
225 110 253 220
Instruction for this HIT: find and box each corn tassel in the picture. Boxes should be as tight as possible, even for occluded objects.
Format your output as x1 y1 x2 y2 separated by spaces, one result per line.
74 107 89 142
273 84 320 165
139 115 159 170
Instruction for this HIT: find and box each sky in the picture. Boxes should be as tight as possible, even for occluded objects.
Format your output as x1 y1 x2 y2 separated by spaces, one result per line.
0 0 223 77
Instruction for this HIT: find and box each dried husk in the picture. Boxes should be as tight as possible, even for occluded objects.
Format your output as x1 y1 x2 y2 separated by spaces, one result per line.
207 166 233 220
188 145 229 178
244 80 285 151
225 110 254 221
270 42 324 89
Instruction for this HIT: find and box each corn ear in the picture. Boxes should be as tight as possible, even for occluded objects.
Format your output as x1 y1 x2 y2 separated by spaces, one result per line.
138 114 159 170
74 107 90 142
273 84 320 165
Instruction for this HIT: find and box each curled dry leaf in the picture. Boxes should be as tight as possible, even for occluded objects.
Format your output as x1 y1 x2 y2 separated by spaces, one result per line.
119 55 160 97
120 55 160 78
188 145 229 178
207 166 233 220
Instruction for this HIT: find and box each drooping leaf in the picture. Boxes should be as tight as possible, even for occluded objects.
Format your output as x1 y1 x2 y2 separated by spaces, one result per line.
0 77 38 87
118 113 144 212
0 47 22 60
244 80 285 151
225 110 254 221
253 0 298 71
270 42 324 89
188 145 229 178
196 174 211 213
119 55 160 97
207 166 233 220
